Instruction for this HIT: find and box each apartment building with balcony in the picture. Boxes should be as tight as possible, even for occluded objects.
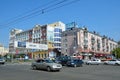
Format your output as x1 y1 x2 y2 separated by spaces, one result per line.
9 21 65 59
61 27 118 59
48 21 65 51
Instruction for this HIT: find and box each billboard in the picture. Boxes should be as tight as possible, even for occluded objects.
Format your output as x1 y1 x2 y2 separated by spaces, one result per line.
26 42 48 50
66 22 77 30
18 42 26 47
14 41 48 50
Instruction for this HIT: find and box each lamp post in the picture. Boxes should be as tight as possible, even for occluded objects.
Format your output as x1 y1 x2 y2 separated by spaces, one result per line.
11 48 15 63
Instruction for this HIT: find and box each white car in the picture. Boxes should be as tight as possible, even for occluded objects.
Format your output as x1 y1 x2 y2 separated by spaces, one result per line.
86 59 101 65
0 58 5 65
104 59 120 65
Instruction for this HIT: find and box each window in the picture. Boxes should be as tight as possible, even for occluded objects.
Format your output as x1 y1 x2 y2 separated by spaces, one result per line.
66 49 67 52
54 43 61 47
54 38 61 42
65 39 67 42
65 34 67 36
65 44 67 47
54 28 62 32
54 33 61 37
39 54 41 58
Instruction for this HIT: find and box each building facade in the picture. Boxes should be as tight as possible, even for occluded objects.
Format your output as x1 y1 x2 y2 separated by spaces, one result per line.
0 44 9 56
9 21 65 59
9 29 23 54
61 27 118 59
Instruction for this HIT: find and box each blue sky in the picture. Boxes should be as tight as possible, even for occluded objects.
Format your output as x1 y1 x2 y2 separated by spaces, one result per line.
0 0 120 48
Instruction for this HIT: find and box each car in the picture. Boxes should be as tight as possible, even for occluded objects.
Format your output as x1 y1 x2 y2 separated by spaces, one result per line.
56 55 71 66
0 58 5 65
86 59 101 65
66 59 83 67
104 59 120 65
31 59 62 72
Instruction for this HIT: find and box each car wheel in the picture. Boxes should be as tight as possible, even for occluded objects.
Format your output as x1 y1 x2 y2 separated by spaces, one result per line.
74 64 77 68
104 63 108 65
32 65 37 70
80 64 83 67
1 63 5 65
86 63 89 65
57 69 60 72
115 63 119 66
47 67 51 72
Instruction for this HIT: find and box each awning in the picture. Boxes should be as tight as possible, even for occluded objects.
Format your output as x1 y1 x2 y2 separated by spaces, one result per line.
95 53 108 57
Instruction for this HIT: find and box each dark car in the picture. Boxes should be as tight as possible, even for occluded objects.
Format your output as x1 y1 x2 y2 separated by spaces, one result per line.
56 55 71 66
66 59 83 67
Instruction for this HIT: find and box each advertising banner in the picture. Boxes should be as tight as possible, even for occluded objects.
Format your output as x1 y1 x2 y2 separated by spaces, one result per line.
14 41 48 50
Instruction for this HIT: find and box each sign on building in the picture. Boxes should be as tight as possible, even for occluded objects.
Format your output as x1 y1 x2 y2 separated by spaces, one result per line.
66 22 77 30
14 41 48 50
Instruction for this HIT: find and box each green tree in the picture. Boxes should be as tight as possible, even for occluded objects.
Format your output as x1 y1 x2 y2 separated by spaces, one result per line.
112 48 120 58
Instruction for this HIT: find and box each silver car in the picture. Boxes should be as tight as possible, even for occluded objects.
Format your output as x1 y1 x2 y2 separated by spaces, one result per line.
104 59 120 65
86 59 102 65
31 59 62 72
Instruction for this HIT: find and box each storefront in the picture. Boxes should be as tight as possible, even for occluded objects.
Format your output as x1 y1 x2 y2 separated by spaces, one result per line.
94 53 107 57
33 51 48 59
94 53 112 60
81 53 93 60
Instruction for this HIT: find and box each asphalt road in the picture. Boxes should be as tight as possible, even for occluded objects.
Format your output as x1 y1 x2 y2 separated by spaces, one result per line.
0 63 120 80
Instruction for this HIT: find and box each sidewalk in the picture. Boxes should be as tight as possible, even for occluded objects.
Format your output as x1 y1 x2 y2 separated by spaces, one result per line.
6 62 31 65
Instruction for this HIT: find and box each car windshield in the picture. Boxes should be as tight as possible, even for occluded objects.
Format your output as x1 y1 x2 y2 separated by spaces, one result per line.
44 60 54 63
71 59 78 62
57 56 71 61
0 58 4 60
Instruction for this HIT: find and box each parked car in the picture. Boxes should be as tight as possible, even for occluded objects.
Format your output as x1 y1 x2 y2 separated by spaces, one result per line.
66 59 83 67
104 59 120 65
86 59 101 65
31 59 62 72
0 58 5 65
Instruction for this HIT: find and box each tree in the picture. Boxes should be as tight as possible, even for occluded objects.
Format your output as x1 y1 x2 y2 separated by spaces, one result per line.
118 41 120 44
118 41 120 48
112 48 120 58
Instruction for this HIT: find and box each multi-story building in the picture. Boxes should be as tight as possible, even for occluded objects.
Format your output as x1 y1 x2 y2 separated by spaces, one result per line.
9 29 23 54
61 26 118 59
48 21 65 51
9 21 65 59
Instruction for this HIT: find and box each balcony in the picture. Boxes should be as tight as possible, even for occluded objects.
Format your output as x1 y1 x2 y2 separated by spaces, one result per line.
84 45 88 49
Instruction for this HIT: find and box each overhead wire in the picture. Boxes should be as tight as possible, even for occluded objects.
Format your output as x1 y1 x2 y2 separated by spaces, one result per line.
0 0 62 28
0 0 68 29
46 0 80 14
0 0 58 24
0 0 80 29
